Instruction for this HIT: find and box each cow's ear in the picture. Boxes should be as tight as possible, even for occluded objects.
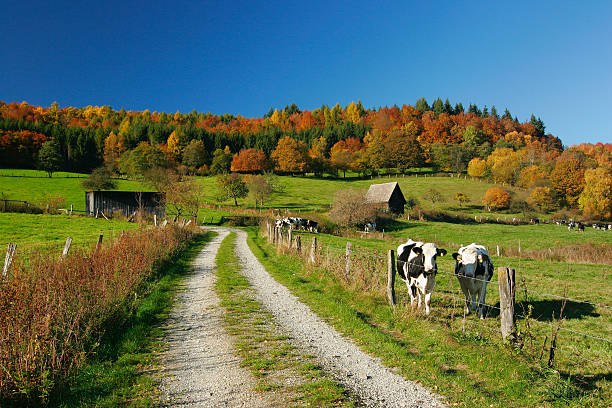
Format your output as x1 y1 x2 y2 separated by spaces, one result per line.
452 252 461 261
438 248 447 256
411 247 422 255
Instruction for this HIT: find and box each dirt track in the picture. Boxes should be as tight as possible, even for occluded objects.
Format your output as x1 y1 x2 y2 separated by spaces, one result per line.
160 227 445 407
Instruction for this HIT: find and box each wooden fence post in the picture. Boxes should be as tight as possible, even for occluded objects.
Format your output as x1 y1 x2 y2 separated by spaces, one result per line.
288 228 293 248
345 242 352 275
154 214 157 227
295 235 301 254
498 267 516 342
387 249 396 308
96 234 103 250
3 243 17 278
69 204 73 216
496 245 500 257
310 237 317 264
62 237 72 258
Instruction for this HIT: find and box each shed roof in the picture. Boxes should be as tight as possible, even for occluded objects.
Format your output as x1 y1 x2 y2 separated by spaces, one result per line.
365 182 402 204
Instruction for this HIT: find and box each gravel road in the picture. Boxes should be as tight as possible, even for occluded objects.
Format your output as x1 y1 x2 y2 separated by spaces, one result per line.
207 227 446 408
159 230 276 407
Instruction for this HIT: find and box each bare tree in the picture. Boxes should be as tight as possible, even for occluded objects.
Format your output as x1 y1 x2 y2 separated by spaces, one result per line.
424 188 445 210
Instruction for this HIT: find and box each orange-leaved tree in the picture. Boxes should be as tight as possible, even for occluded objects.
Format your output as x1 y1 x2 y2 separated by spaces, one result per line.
528 186 556 212
482 187 511 211
271 136 309 174
230 148 269 173
330 137 363 178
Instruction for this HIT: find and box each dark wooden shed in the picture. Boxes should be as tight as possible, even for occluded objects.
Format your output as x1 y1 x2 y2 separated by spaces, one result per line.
85 191 165 218
365 182 406 214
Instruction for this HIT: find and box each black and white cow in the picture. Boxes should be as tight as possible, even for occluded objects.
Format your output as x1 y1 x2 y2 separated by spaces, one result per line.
452 243 494 319
396 239 447 315
304 219 318 233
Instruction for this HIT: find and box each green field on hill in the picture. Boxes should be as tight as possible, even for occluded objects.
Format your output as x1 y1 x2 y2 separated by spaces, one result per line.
0 169 147 212
1 169 528 217
0 213 137 252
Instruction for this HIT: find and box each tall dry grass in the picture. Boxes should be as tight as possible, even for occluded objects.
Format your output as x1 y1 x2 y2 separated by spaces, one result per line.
0 225 193 404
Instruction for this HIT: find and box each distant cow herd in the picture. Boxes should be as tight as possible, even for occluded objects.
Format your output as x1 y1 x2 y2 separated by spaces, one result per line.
275 217 319 233
555 219 612 232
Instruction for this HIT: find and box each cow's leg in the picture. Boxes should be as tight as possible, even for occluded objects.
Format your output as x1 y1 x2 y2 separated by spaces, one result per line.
477 283 488 319
424 291 432 315
457 278 471 314
407 282 417 308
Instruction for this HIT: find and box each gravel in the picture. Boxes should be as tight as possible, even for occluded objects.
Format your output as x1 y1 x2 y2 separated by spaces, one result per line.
159 230 276 407
208 227 447 408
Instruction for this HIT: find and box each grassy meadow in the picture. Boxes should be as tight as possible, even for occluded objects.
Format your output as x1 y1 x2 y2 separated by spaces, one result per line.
0 169 609 406
249 226 611 407
0 213 137 252
0 169 147 212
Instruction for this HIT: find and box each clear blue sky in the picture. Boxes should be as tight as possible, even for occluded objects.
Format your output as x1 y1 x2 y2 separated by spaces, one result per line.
1 1 610 146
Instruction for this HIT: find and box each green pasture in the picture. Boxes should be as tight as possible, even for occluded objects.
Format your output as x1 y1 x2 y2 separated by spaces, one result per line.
0 169 146 212
194 173 528 217
306 220 612 253
288 227 611 383
0 213 137 252
248 228 611 407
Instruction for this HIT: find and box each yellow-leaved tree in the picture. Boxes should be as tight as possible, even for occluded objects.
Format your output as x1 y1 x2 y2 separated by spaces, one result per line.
578 167 612 219
271 136 309 174
103 132 125 172
467 158 487 178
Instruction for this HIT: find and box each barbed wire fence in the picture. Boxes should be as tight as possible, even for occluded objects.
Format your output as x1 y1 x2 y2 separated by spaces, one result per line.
261 220 612 375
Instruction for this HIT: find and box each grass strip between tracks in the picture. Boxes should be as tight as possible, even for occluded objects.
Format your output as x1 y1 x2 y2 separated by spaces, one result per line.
215 232 358 407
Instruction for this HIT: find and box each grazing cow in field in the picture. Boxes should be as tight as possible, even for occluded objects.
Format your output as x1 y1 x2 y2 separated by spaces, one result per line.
364 222 376 232
396 239 447 315
304 219 318 233
452 244 494 319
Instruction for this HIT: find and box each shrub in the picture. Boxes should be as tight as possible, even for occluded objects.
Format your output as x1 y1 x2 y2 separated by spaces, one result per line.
0 226 193 404
81 167 117 190
227 216 260 226
329 188 377 228
38 193 66 214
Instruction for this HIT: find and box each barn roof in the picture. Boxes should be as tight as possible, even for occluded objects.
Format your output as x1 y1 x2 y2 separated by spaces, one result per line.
365 182 403 204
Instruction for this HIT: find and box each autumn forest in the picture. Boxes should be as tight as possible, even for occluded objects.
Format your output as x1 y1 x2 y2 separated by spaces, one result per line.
0 98 610 219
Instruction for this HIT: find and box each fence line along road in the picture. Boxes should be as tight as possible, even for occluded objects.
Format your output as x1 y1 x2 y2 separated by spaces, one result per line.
267 225 612 368
307 239 612 310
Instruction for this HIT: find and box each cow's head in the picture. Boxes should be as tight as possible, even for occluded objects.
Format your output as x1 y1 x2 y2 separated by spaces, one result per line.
411 243 447 275
452 246 493 280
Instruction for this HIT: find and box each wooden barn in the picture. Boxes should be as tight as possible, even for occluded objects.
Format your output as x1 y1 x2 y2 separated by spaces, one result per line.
85 191 165 218
365 182 406 214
